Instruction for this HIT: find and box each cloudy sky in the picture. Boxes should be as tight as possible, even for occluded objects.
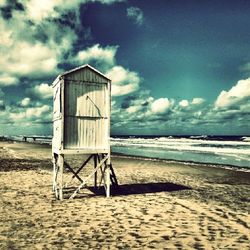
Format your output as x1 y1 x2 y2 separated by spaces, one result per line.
0 0 250 136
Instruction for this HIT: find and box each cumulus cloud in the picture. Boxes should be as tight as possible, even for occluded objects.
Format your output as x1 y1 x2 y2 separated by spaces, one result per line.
0 8 76 80
191 98 205 105
9 105 51 122
25 0 125 22
73 44 142 96
26 105 50 119
215 78 250 109
126 105 141 114
0 74 18 86
179 99 189 107
75 44 118 68
20 98 31 107
111 78 249 135
25 0 62 22
13 0 123 23
0 41 59 77
127 6 144 26
0 102 52 130
0 0 6 7
118 92 153 118
151 98 171 114
0 0 135 135
28 83 53 99
111 87 250 134
0 0 124 83
175 98 206 115
106 66 141 96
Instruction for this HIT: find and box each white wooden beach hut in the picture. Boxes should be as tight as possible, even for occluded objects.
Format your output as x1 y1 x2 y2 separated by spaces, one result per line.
52 64 117 200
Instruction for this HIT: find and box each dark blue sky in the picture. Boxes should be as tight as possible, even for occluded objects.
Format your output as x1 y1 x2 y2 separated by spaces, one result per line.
82 0 250 101
0 0 250 135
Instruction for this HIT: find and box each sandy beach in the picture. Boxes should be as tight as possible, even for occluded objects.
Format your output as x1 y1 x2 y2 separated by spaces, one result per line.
0 141 249 249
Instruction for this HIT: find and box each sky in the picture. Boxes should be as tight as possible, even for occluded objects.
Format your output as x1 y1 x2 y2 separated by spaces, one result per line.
0 0 250 136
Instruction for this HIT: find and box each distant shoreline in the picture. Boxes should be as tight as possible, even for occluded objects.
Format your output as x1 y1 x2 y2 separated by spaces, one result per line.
111 151 250 173
2 138 249 173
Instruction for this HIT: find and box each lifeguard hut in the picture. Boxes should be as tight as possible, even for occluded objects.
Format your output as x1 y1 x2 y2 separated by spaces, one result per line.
52 64 117 200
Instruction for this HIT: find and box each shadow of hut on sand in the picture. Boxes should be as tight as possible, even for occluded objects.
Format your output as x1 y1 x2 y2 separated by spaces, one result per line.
88 182 191 197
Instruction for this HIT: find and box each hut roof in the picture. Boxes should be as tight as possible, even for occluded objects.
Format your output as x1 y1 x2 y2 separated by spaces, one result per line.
52 64 110 87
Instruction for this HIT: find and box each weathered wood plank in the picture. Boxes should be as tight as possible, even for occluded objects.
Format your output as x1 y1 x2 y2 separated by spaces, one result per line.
58 154 64 200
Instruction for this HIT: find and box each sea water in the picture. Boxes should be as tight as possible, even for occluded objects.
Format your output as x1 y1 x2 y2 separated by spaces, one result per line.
111 135 250 170
6 135 250 170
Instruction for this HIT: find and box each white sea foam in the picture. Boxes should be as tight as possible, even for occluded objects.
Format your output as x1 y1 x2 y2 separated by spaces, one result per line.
242 136 250 142
111 137 250 168
111 138 250 154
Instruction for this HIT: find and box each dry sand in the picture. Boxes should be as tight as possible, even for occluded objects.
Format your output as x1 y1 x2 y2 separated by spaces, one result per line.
0 141 249 249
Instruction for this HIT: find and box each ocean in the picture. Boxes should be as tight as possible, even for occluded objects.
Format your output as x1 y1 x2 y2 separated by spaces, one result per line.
111 135 250 170
5 135 250 171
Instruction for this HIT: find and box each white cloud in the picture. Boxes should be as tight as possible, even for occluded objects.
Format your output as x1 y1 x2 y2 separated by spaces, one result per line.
74 43 143 97
9 105 51 122
127 105 141 114
179 100 189 107
0 0 126 88
25 0 124 22
1 42 59 77
111 88 250 134
106 66 141 96
0 15 73 79
73 44 143 96
0 0 7 7
9 112 26 121
76 44 118 67
215 78 250 109
0 0 116 82
112 83 139 96
25 0 62 21
21 98 31 107
30 83 53 99
26 105 50 119
127 6 144 26
0 74 18 86
151 98 171 114
191 98 205 105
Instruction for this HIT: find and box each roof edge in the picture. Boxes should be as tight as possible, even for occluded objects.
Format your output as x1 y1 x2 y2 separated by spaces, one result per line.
61 64 111 81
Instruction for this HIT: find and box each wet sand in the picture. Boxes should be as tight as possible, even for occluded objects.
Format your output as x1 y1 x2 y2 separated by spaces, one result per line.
0 141 249 249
